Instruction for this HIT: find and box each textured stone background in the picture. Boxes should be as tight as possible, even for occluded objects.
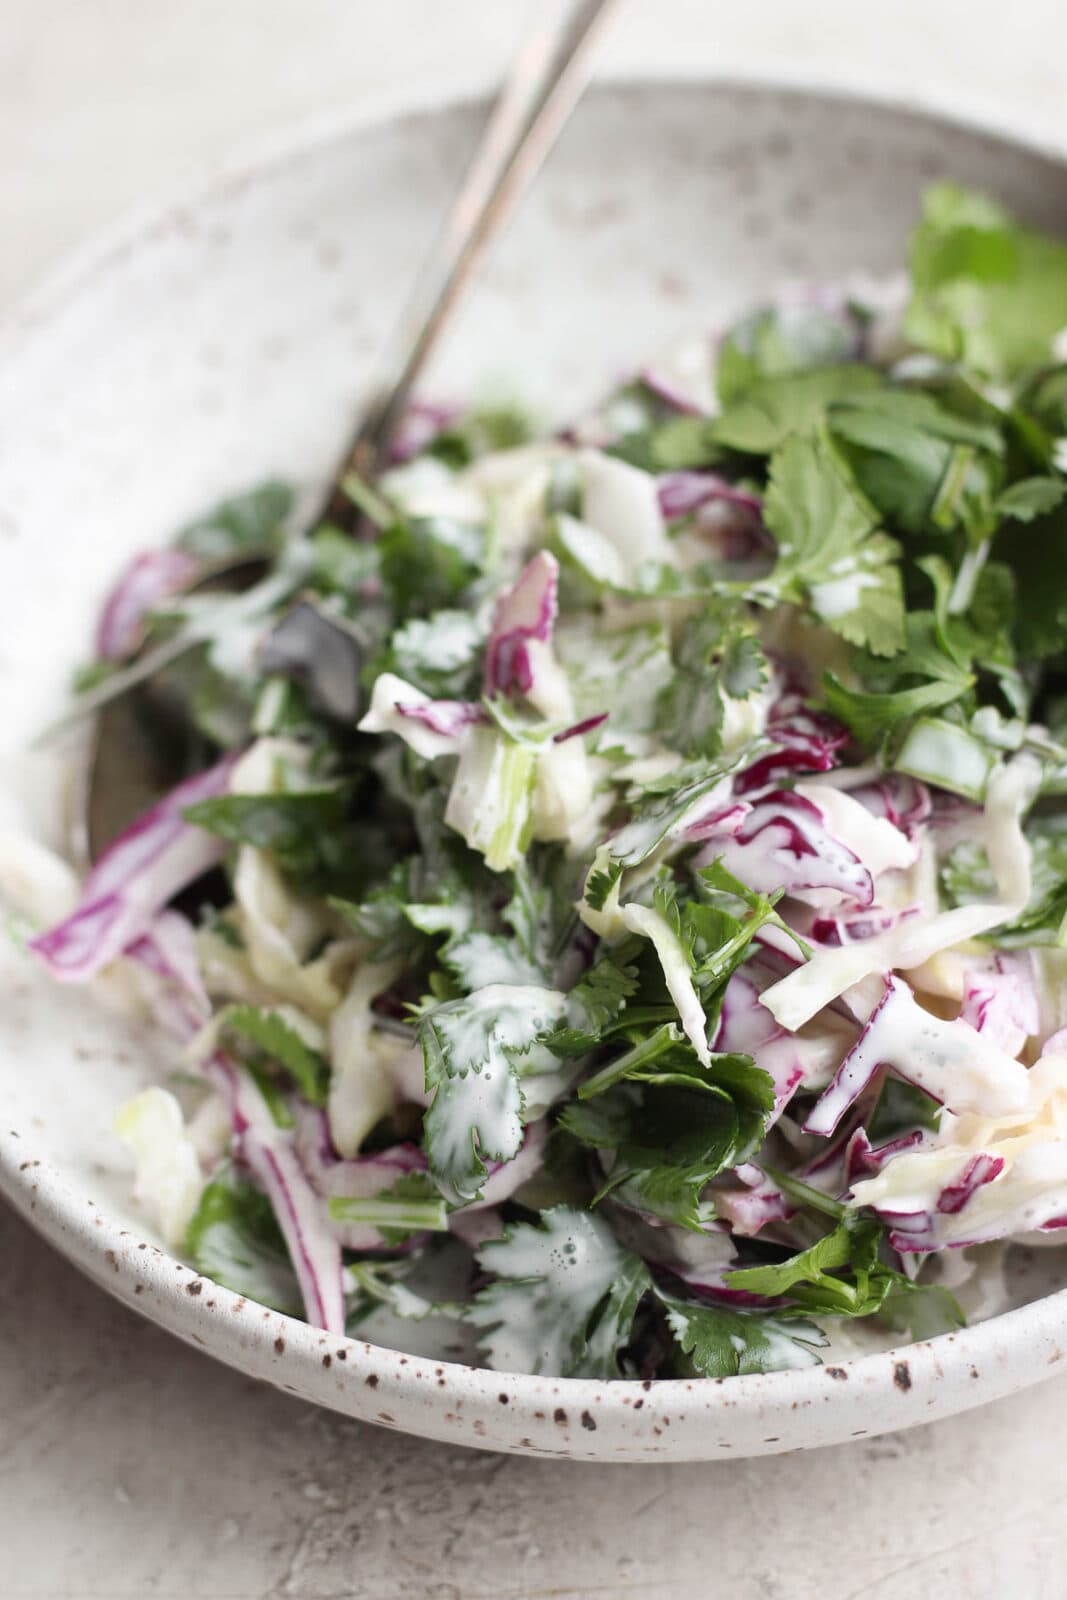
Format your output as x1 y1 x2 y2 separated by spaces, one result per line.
3 4 1067 1596
3 1203 1066 1599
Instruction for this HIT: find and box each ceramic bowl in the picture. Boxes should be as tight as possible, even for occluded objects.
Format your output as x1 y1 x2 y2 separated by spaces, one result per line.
3 77 1067 1462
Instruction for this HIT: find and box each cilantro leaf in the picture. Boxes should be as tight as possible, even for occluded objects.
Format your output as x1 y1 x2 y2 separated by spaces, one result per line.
999 504 1067 659
330 860 431 961
557 620 674 741
220 1003 329 1105
691 859 808 987
584 859 624 911
427 402 536 469
309 525 382 597
760 432 905 655
388 609 485 698
575 1022 687 1098
184 1165 302 1316
906 183 1067 376
543 955 641 1056
183 788 369 893
561 1047 773 1232
419 985 567 1203
942 820 1067 945
501 856 577 980
995 476 1067 524
822 598 976 745
726 1213 952 1321
582 1255 657 1378
609 414 721 473
422 1050 525 1208
720 628 770 698
658 611 770 759
467 1206 649 1376
344 1254 462 1331
440 931 544 989
823 671 970 743
656 1291 826 1377
710 366 881 454
379 516 486 614
717 302 858 405
828 388 1003 535
608 753 767 869
176 480 293 562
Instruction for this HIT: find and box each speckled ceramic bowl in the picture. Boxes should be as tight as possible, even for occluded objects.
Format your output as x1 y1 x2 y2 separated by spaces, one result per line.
3 77 1067 1461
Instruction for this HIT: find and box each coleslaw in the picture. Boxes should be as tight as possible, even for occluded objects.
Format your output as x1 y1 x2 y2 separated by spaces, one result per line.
23 181 1067 1379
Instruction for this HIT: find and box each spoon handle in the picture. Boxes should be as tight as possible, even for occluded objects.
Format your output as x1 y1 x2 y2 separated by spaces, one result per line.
37 2 620 747
323 0 621 515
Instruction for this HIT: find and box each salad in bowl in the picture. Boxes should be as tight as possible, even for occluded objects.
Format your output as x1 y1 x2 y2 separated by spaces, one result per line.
23 182 1067 1382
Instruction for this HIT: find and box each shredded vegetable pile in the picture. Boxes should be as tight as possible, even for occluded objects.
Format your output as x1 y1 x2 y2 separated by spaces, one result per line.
29 184 1067 1378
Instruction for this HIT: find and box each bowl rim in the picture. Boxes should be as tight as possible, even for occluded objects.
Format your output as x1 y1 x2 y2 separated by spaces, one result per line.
4 69 1067 1457
5 60 1067 345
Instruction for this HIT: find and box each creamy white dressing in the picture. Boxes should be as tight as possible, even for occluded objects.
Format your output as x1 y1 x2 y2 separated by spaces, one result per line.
532 739 601 849
444 725 536 872
358 673 470 760
428 1055 525 1178
378 455 485 523
981 751 1041 908
719 676 779 753
466 1209 628 1374
762 902 1017 1032
848 1046 1067 1248
395 609 485 674
825 975 1030 1129
794 782 916 876
578 448 673 575
554 512 628 588
809 568 883 621
0 833 78 926
113 1086 205 1246
462 444 564 565
521 637 574 722
424 986 567 1200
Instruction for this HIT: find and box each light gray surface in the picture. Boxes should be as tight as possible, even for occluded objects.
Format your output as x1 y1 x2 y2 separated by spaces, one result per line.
5 2 1067 1594
2 1200 1066 1600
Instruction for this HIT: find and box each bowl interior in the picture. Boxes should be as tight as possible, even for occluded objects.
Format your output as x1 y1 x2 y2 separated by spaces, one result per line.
2 79 1067 1455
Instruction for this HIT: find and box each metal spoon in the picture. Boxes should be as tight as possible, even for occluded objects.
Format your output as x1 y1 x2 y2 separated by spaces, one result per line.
66 0 621 857
320 0 623 517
